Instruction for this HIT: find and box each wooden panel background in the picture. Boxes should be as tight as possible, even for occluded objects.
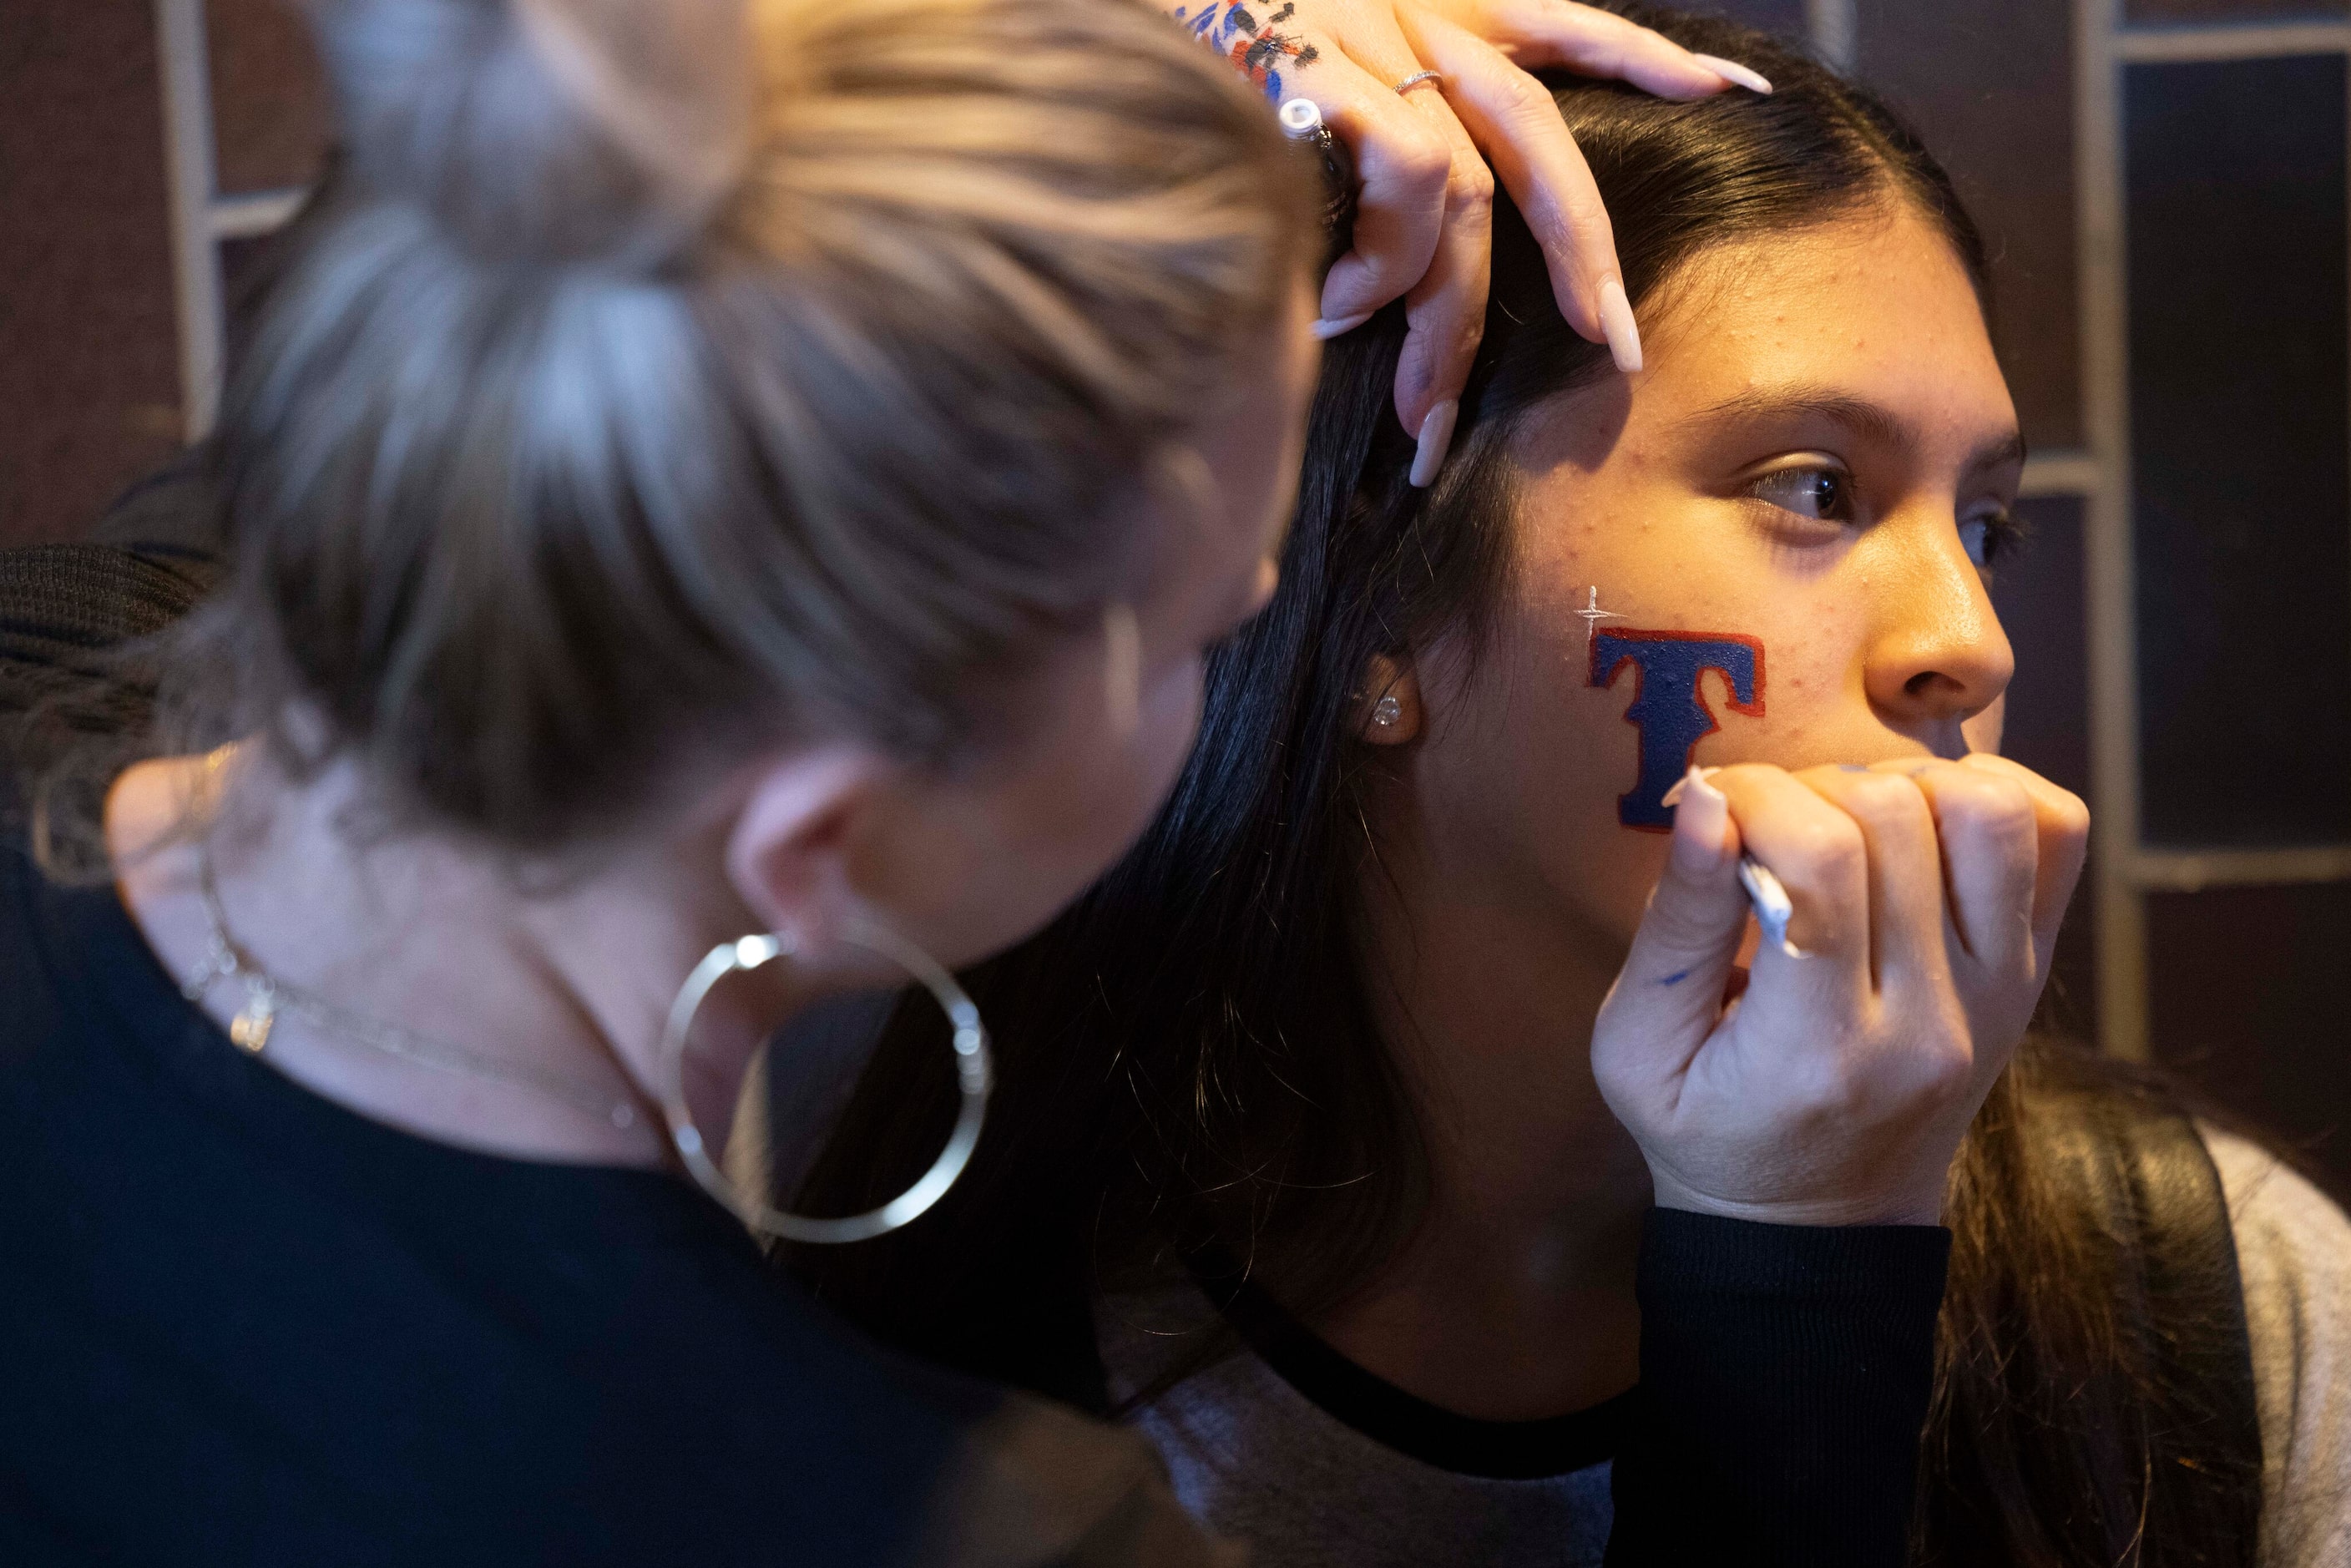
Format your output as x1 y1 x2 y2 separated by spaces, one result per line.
206 0 331 195
0 3 185 546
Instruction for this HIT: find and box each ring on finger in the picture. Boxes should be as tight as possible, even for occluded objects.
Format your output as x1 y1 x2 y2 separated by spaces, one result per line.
1393 69 1443 94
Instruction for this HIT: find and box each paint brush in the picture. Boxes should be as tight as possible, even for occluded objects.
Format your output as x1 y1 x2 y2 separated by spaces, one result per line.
1661 766 1804 959
1736 855 1801 959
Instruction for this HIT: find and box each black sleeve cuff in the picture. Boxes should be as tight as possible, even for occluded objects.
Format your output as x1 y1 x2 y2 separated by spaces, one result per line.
1605 1208 1952 1568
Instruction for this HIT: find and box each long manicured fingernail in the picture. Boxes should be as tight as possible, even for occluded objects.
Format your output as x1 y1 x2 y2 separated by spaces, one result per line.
1409 398 1459 488
1660 765 1721 807
1597 278 1643 374
1312 312 1373 340
1691 53 1773 94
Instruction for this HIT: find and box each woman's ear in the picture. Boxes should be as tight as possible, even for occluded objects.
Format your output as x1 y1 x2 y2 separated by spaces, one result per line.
720 745 895 953
1357 653 1423 745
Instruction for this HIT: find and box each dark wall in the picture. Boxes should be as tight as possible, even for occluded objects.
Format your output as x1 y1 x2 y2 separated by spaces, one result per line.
1857 0 2080 450
0 0 329 550
209 0 330 195
0 3 185 547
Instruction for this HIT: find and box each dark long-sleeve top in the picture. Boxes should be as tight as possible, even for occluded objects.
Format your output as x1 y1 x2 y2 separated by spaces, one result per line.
0 839 1238 1567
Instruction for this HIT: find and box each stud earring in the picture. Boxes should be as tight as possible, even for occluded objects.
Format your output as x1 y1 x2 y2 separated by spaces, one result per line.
1372 694 1403 729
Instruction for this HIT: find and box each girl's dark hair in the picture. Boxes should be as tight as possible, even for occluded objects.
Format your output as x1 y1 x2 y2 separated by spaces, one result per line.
795 10 2263 1564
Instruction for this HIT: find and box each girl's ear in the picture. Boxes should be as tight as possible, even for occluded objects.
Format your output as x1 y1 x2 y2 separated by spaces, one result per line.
1356 654 1423 745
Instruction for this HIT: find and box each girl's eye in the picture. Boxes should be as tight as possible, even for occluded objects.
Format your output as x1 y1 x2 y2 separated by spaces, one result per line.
1960 508 2026 569
1747 464 1853 523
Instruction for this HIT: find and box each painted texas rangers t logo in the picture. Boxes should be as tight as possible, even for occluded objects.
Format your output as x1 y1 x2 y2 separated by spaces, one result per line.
1589 630 1766 831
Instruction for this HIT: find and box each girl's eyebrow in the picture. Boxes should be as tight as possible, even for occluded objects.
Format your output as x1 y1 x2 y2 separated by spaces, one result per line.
1679 387 2028 478
1967 428 2030 478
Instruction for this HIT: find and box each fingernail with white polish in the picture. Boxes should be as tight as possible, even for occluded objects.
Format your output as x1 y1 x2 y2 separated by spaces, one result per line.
1409 398 1459 488
1597 278 1643 375
1312 312 1373 341
1691 53 1773 94
1660 764 1721 807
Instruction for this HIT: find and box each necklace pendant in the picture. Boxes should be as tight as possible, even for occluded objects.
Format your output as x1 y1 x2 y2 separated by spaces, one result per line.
230 988 276 1055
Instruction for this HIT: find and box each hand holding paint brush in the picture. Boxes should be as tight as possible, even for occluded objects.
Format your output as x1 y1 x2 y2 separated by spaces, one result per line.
1661 769 1801 959
1591 755 2090 1227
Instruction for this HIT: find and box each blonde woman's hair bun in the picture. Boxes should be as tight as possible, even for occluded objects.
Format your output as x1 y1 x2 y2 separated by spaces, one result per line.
182 0 1316 851
311 0 751 266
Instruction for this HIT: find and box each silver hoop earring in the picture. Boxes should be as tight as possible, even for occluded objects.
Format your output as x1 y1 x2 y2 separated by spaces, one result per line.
658 918 990 1245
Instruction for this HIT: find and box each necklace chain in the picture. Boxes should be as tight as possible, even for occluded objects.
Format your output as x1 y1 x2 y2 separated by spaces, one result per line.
187 842 640 1131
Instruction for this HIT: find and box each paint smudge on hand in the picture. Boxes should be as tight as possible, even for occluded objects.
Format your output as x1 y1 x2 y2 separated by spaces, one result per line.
1170 1 1321 101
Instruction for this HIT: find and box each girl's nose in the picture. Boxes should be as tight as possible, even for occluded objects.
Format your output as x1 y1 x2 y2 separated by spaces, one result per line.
1862 513 2016 752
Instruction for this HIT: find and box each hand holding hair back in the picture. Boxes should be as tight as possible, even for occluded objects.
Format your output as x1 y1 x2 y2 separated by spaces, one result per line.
1167 0 1769 476
1593 755 2091 1227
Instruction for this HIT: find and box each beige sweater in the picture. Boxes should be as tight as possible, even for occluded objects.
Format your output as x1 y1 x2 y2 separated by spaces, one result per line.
2208 1129 2351 1568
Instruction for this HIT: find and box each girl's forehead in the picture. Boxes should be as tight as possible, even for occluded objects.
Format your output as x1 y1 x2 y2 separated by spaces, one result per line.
1502 208 2018 493
1496 214 2012 479
1642 205 2001 402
